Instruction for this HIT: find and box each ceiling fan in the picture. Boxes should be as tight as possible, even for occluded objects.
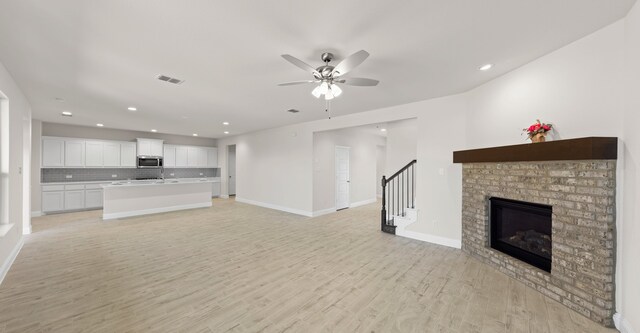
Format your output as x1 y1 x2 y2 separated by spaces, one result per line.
278 50 379 100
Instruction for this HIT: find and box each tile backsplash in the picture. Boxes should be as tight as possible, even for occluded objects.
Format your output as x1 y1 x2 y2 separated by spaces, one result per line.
42 168 219 183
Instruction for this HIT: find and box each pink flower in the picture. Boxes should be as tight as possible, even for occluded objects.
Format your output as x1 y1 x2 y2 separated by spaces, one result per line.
543 125 551 131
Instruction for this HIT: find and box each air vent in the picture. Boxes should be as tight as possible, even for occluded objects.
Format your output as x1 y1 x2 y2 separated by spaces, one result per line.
156 74 184 85
287 109 300 113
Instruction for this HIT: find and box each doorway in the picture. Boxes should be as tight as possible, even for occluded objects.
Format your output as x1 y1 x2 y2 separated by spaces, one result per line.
228 145 236 196
335 146 350 210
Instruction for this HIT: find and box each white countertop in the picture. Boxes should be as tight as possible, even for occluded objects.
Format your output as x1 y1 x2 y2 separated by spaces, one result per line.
102 178 216 188
43 177 221 186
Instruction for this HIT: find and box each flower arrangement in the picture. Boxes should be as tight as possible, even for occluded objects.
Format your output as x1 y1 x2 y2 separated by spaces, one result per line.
523 119 552 143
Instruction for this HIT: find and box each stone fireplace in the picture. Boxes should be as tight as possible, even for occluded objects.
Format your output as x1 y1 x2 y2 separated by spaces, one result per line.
453 137 618 327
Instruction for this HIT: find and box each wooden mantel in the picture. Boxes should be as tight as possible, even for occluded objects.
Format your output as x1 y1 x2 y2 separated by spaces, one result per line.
453 137 618 163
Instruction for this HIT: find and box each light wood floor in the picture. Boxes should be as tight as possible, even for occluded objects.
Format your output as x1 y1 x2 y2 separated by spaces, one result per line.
0 199 615 333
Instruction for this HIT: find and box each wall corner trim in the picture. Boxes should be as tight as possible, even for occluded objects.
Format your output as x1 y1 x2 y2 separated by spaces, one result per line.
0 236 24 286
396 229 462 249
235 197 313 217
614 313 637 333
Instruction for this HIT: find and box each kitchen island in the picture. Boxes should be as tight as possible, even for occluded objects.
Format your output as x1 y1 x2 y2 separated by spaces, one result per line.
102 179 214 220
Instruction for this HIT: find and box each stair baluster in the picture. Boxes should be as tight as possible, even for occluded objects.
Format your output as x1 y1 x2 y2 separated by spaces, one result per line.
380 159 417 234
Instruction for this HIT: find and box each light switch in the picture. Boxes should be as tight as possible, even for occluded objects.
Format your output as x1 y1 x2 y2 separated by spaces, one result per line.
65 175 72 179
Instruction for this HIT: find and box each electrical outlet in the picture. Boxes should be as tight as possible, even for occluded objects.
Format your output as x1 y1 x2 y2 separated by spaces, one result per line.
199 173 203 176
170 173 175 176
65 175 72 179
112 174 117 178
438 168 445 176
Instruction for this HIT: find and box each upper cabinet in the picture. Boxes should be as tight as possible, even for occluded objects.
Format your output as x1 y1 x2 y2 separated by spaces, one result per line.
85 141 104 167
64 140 85 167
42 138 65 167
207 148 218 167
120 143 137 167
42 136 218 169
137 138 164 157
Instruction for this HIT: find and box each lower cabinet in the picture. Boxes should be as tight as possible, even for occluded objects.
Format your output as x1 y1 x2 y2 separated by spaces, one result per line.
64 190 85 210
85 189 103 208
42 183 107 213
212 182 221 197
42 191 65 212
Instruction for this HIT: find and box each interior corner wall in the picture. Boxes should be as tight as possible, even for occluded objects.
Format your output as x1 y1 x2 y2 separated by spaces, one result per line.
312 128 385 213
0 59 31 280
30 120 42 215
622 1 640 331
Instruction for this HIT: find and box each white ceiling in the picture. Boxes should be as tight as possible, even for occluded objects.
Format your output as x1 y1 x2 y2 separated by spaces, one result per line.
0 0 635 138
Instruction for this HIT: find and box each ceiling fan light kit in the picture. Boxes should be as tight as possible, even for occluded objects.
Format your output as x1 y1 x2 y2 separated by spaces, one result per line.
279 50 379 101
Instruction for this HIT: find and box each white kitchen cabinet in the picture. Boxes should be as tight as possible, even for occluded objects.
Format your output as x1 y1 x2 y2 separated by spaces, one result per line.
42 138 65 167
85 141 104 167
197 148 207 167
137 138 164 157
212 182 221 197
164 145 176 167
120 142 137 167
206 148 218 167
64 140 85 167
85 189 103 208
64 190 85 210
103 142 121 167
187 147 199 167
175 146 189 167
42 191 65 212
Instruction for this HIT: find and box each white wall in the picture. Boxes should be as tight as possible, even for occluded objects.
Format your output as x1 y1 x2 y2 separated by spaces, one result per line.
30 120 41 216
376 145 386 197
385 118 418 176
0 60 31 283
465 21 625 148
312 127 385 214
621 1 640 331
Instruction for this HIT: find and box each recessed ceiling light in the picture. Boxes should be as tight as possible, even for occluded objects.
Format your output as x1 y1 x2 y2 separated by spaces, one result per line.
192 133 198 137
478 64 493 71
96 123 104 127
151 129 157 132
61 111 72 117
224 131 229 134
380 128 387 132
222 122 230 125
127 106 137 111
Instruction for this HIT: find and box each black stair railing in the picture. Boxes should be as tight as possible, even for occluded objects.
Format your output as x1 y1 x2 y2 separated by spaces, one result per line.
381 159 417 234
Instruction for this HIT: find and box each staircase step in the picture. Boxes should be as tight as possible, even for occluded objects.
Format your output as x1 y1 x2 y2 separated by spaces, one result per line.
405 208 417 220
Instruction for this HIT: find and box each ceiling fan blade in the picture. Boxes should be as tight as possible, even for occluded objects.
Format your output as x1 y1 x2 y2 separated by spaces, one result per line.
331 50 369 77
277 80 318 86
336 77 379 86
281 54 320 76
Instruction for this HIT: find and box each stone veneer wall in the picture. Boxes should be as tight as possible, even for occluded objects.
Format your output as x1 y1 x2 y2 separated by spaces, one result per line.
461 160 616 326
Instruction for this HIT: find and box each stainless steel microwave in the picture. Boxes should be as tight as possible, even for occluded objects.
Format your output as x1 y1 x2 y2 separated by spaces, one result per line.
137 156 163 168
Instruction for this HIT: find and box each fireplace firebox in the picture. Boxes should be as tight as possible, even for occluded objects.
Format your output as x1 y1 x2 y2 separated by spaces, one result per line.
490 197 552 272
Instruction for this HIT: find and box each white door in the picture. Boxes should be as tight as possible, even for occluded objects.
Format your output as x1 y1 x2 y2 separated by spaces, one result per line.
335 146 350 210
85 141 104 167
65 140 85 167
103 142 121 167
228 146 236 196
42 138 65 167
120 143 137 167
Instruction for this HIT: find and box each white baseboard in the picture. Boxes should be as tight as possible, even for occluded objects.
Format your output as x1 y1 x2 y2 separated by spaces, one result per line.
312 207 336 217
22 225 31 235
396 229 462 249
102 202 212 220
220 195 230 199
614 313 637 333
31 211 42 217
0 236 24 286
350 198 377 208
235 197 313 217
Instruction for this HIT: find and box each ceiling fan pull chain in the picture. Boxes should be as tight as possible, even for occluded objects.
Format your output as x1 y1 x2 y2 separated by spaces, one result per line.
326 99 332 119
